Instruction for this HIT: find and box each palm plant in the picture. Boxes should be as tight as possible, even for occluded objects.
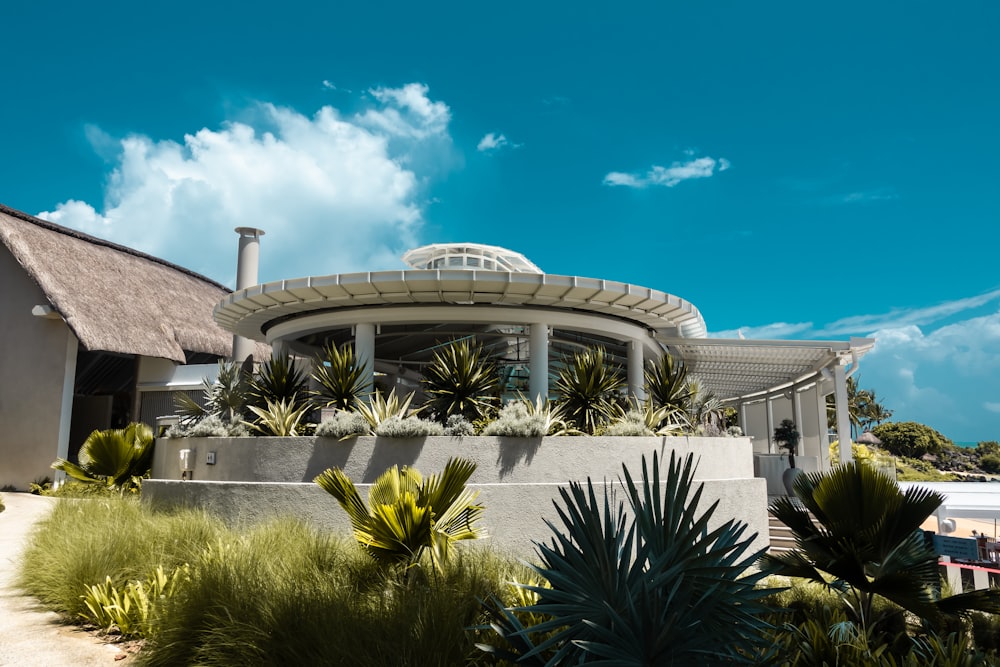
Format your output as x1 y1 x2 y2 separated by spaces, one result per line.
52 422 155 494
249 353 310 411
480 451 777 664
311 341 370 411
762 463 1000 633
421 338 499 424
174 359 251 425
553 346 623 435
355 388 416 433
314 457 485 572
686 377 725 433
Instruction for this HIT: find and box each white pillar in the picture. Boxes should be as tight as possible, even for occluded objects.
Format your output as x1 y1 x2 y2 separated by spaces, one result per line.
627 340 645 402
529 323 549 402
54 331 79 483
791 388 802 436
817 386 831 470
233 227 265 363
739 401 748 434
765 396 775 454
833 363 853 464
355 323 376 397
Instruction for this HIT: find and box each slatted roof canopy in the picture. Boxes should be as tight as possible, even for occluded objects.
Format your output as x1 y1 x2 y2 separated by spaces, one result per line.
215 269 708 340
660 337 876 401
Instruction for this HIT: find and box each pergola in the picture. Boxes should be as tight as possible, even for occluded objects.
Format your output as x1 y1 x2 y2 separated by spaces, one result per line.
214 243 872 467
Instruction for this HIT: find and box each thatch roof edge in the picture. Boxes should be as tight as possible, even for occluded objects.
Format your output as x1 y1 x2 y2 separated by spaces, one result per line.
0 203 230 293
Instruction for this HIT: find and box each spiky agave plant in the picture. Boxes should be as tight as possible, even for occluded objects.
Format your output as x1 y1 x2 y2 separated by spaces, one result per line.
314 457 485 572
644 353 692 415
311 341 370 411
479 451 777 664
247 397 310 436
52 422 155 494
553 346 623 435
351 388 419 435
421 338 499 424
249 353 310 410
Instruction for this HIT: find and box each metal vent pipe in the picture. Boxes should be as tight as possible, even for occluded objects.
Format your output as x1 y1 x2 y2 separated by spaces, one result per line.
232 227 265 362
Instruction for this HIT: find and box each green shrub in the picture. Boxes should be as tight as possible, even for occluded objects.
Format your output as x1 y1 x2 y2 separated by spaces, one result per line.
873 421 953 459
315 411 369 439
481 397 575 437
373 415 445 438
0 496 4 513
18 497 223 617
602 410 654 436
443 414 476 436
980 454 1000 474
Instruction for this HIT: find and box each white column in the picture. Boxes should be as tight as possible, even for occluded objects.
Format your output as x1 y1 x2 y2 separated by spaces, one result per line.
791 387 802 437
765 395 775 454
627 340 645 402
355 323 376 397
54 331 79 484
817 386 831 470
528 323 549 402
233 227 265 363
739 401 748 434
833 363 853 464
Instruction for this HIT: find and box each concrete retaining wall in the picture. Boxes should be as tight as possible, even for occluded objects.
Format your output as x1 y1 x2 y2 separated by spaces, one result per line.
144 435 768 557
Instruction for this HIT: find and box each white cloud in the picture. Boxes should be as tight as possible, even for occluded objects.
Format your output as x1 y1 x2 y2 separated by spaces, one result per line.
603 155 730 188
710 322 813 340
477 132 510 152
322 80 336 90
38 83 454 285
814 289 1000 337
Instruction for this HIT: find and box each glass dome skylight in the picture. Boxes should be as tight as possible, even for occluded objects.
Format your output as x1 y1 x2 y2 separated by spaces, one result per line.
402 243 543 274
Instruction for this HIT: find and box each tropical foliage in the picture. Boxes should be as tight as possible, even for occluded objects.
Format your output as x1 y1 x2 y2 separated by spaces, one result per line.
643 352 691 414
249 353 310 410
355 388 416 433
873 421 953 459
247 397 310 436
827 376 894 438
52 422 155 493
421 338 499 424
553 346 624 434
315 457 486 572
311 341 370 410
773 418 800 468
762 462 1000 632
174 359 252 425
482 395 575 437
480 451 777 664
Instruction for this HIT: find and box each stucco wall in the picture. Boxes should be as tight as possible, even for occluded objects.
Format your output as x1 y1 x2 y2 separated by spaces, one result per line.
145 435 768 557
0 244 73 489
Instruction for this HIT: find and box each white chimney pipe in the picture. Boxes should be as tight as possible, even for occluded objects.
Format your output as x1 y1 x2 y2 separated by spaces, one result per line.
232 227 265 362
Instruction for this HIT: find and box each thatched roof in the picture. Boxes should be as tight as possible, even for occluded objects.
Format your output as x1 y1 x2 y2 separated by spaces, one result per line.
0 204 235 362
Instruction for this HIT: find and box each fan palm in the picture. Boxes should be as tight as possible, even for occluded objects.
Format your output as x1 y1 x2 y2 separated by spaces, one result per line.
311 341 370 411
762 463 1000 630
480 451 777 665
52 422 155 494
553 346 623 434
314 457 485 572
421 338 499 423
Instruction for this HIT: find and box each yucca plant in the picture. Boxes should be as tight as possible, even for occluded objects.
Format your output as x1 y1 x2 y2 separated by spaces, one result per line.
355 388 416 433
311 341 370 411
762 462 1000 631
644 353 692 414
553 346 623 434
480 451 777 664
314 457 485 572
249 353 310 410
52 422 155 494
421 338 499 424
247 397 310 436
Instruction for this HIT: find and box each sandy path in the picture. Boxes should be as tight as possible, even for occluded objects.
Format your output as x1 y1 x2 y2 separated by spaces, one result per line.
0 493 129 666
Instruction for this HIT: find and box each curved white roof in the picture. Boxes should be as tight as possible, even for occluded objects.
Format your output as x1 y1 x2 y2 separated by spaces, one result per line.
214 269 708 341
402 243 543 274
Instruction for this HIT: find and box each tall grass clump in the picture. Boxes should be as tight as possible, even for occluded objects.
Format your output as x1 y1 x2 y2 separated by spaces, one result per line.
143 520 526 666
18 497 224 617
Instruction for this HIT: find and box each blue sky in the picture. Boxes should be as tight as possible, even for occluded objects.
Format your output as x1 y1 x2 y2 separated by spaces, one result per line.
2 2 998 441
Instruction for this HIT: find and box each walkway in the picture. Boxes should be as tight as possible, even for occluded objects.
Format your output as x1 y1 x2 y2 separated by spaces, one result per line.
0 492 129 666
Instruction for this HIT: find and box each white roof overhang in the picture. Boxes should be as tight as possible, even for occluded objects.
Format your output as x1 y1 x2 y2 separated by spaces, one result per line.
214 270 708 341
658 336 876 401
